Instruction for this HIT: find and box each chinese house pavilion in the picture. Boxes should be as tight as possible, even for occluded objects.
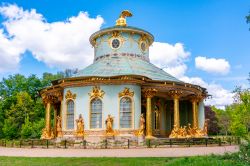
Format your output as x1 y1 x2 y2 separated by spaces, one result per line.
40 10 208 141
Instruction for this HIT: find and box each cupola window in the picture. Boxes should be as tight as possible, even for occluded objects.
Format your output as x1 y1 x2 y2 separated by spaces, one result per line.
111 38 121 49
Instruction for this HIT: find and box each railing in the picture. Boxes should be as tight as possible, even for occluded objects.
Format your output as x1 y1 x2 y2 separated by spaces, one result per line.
0 136 241 149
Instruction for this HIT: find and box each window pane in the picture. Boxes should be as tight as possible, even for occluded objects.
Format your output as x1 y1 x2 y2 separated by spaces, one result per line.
67 100 74 129
90 98 102 129
120 97 132 128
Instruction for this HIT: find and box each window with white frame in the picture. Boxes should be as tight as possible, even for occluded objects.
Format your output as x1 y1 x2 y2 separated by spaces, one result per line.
120 97 132 128
90 98 102 129
66 100 74 129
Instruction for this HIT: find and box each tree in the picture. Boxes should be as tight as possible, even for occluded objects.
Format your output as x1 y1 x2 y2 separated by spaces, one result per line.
2 118 18 139
205 106 220 135
21 116 34 139
0 72 66 139
247 12 250 25
41 72 64 86
212 106 231 135
32 118 45 138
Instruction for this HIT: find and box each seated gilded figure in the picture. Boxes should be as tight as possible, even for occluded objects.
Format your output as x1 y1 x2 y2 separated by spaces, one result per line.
41 127 54 140
134 113 146 136
170 120 209 138
169 124 179 138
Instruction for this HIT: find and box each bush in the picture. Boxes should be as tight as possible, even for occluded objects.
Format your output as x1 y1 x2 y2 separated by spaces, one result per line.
21 116 34 139
230 121 248 137
31 118 45 138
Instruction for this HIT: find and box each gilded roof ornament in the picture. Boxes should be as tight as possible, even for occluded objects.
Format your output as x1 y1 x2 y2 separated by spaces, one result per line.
65 90 76 100
119 87 134 97
116 10 132 26
88 86 105 99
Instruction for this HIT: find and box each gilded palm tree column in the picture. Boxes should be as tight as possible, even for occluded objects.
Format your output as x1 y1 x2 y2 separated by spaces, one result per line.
45 102 51 136
143 88 157 139
191 99 198 128
173 95 180 128
53 105 58 136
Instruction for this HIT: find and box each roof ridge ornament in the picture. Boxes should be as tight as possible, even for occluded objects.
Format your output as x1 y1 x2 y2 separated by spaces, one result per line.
116 10 132 26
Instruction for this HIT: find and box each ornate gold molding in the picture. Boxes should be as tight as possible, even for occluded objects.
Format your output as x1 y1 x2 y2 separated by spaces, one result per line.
116 10 132 26
65 90 76 100
189 93 205 102
143 88 157 98
119 87 134 97
88 86 105 99
41 89 63 104
168 90 183 99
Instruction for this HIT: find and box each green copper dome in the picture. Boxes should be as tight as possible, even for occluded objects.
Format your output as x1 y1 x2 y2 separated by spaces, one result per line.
73 25 182 83
73 55 182 82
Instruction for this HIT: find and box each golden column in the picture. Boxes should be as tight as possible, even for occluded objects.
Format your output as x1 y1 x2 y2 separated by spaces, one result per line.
45 102 51 136
173 94 180 128
143 88 157 139
53 105 58 136
191 98 198 128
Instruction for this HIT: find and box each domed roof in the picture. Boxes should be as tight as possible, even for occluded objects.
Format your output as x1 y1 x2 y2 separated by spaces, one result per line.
73 55 182 83
89 26 154 46
73 10 182 83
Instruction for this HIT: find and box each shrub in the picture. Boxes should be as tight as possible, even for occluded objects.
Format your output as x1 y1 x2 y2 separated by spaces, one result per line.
21 116 34 139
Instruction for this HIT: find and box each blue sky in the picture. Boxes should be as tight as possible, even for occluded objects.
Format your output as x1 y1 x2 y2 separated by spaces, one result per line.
0 0 249 107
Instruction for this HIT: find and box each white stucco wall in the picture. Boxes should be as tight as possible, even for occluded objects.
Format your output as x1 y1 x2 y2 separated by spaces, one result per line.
62 85 141 131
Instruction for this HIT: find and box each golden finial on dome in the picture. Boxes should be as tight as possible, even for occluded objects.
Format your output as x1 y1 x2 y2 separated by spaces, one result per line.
116 10 132 26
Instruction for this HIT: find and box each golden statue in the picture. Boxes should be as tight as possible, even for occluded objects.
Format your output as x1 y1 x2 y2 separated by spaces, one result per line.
169 122 208 138
56 116 63 137
105 114 114 136
41 128 48 139
116 10 132 26
203 119 209 136
138 114 145 136
169 124 179 138
75 114 84 137
41 127 54 139
187 123 195 136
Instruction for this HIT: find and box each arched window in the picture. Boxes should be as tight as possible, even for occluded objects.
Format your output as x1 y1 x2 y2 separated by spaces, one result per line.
90 98 102 129
120 97 132 128
66 100 74 129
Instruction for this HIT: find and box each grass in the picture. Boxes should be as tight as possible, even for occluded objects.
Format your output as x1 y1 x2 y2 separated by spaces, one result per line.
0 155 248 166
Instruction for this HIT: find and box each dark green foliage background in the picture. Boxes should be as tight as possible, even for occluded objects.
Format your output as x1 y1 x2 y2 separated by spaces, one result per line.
0 71 73 139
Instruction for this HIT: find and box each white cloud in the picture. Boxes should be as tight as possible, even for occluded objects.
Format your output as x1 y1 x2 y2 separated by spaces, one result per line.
0 4 234 108
0 4 104 70
0 29 25 72
180 76 234 109
195 56 230 75
150 42 190 78
149 41 234 108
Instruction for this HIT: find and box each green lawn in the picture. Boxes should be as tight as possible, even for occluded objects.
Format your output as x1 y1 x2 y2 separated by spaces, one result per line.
0 155 248 166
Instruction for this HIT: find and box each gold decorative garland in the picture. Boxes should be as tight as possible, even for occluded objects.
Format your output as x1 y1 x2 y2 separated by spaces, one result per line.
119 87 134 97
88 86 105 99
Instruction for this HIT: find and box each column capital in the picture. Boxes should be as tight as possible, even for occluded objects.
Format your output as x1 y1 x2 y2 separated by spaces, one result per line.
143 88 157 98
168 90 183 99
41 90 63 104
190 94 205 102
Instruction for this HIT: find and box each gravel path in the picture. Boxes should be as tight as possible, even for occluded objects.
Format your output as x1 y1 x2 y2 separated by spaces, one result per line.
0 146 239 157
